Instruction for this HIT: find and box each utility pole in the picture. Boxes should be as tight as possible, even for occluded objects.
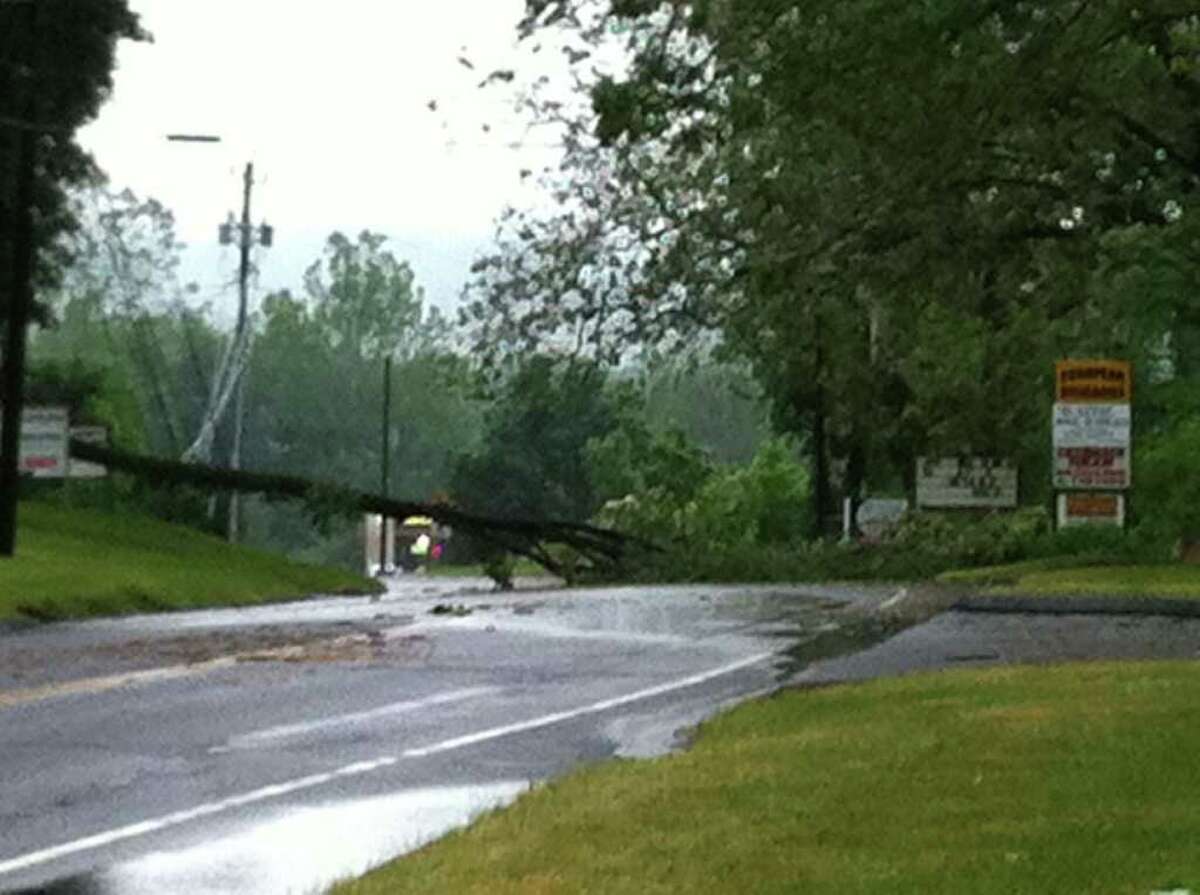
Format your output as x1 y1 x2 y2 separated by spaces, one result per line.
218 162 272 542
379 355 392 573
227 162 253 544
0 0 38 557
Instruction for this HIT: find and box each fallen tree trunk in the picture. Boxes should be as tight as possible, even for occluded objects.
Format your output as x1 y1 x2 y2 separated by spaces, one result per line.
69 439 656 580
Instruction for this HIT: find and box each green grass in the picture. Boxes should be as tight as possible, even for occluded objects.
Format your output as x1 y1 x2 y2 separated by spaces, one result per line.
940 559 1200 599
0 501 380 621
336 661 1200 894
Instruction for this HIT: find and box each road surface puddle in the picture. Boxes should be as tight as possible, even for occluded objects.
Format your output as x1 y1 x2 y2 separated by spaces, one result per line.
8 781 528 895
445 586 851 648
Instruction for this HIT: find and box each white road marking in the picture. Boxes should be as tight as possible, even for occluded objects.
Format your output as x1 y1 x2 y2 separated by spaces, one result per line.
0 652 773 879
401 652 774 757
0 756 399 877
211 686 500 753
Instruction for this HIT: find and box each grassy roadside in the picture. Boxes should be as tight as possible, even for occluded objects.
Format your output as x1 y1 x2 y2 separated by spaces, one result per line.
0 501 380 621
940 559 1200 600
336 660 1200 894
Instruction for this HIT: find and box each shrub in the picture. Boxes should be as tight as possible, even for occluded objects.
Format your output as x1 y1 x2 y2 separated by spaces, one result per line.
887 507 1052 566
597 437 810 550
682 438 810 549
1134 419 1200 549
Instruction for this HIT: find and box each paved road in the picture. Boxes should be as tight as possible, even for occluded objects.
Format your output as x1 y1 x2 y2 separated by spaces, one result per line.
792 606 1200 686
0 578 894 894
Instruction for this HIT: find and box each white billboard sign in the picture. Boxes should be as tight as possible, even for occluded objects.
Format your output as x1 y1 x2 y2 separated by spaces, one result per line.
1052 402 1131 490
916 457 1018 509
1 406 70 478
1052 403 1131 448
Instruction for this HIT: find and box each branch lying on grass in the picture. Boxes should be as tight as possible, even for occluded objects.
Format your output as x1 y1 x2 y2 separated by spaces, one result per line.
68 439 657 579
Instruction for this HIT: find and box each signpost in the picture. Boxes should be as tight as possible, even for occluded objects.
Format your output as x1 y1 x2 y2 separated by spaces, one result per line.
0 406 69 478
1053 360 1130 526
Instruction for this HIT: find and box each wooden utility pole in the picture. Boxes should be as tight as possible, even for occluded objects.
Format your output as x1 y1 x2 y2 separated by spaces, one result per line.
0 2 38 557
214 161 272 542
226 162 254 542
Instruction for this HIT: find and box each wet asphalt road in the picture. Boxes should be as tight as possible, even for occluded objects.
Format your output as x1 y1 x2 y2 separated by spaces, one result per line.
793 605 1200 686
0 578 894 895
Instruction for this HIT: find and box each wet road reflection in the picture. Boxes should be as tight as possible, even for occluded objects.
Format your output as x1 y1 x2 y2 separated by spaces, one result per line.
8 782 528 895
1 582 907 895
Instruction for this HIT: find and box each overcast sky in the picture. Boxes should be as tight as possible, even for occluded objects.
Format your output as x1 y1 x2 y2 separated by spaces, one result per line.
78 0 563 319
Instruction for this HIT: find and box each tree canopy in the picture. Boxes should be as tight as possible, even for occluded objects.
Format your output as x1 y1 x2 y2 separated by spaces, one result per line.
463 0 1200 524
0 0 144 305
1 0 144 555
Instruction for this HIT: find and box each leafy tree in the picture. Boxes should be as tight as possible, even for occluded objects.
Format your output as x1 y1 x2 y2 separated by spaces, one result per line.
301 231 433 362
236 233 482 568
44 185 212 456
31 290 220 458
640 353 772 464
470 0 1200 530
586 415 713 506
1 0 144 554
0 0 143 306
451 355 620 523
595 435 810 554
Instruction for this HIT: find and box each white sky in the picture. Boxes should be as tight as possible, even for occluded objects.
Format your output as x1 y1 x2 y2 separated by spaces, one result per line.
78 0 564 318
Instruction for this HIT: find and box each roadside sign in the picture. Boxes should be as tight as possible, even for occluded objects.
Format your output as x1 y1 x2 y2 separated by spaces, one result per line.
1055 359 1132 403
916 457 1018 509
0 406 69 478
1057 492 1125 528
1052 402 1131 490
1053 446 1129 490
1052 359 1132 492
1052 403 1131 447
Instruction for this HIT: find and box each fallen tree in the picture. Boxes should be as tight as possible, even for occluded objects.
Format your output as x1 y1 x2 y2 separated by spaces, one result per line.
68 439 655 580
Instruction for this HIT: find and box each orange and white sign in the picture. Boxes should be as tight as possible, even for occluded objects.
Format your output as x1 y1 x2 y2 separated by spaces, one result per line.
1055 360 1132 403
1057 492 1125 527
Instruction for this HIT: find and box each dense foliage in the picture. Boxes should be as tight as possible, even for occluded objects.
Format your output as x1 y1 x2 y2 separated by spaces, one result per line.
21 2 1200 578
462 0 1200 533
0 0 143 306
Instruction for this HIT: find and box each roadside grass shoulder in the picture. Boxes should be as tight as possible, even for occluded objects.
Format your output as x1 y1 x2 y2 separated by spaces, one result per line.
335 660 1200 894
0 502 380 621
940 559 1200 600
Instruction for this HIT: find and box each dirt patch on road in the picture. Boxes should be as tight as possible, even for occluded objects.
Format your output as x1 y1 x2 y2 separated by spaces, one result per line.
0 618 426 695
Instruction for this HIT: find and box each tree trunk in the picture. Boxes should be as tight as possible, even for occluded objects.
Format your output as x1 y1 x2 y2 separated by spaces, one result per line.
843 439 867 537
